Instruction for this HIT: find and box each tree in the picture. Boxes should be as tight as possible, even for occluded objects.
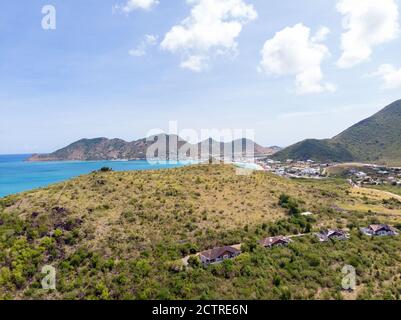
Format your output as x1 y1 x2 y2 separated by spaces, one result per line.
188 256 201 268
278 193 301 215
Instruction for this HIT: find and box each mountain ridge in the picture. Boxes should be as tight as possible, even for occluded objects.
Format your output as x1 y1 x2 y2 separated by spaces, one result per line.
272 99 401 165
28 135 279 162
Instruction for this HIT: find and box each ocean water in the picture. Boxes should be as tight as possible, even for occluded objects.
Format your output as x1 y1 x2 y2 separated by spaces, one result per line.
234 162 264 171
0 154 189 198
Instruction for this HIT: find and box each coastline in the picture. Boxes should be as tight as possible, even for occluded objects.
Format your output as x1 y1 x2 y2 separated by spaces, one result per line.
0 157 193 199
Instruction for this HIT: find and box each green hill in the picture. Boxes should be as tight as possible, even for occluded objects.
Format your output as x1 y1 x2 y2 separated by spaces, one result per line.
273 99 401 165
271 139 354 163
1 164 400 300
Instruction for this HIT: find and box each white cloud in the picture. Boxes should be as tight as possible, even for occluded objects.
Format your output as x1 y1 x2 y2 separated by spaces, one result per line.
372 64 401 89
337 0 400 68
129 34 158 57
312 26 330 42
129 48 146 57
161 0 257 72
180 55 206 72
114 0 159 14
259 24 335 95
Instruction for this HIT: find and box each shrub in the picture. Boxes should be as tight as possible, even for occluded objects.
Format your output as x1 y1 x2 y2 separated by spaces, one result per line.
278 194 301 215
273 275 281 287
188 256 201 268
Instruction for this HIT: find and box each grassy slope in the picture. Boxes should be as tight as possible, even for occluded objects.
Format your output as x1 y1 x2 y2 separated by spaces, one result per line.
272 139 354 163
365 185 401 197
273 100 401 165
0 164 400 300
333 100 401 165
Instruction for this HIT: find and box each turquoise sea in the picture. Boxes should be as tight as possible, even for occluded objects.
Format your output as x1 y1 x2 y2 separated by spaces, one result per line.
0 154 189 198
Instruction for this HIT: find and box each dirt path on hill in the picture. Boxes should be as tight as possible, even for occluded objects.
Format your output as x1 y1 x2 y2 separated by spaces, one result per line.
376 190 401 201
348 178 401 201
358 186 401 201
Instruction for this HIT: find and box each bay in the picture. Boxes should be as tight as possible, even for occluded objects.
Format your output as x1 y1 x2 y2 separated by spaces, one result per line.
0 154 189 198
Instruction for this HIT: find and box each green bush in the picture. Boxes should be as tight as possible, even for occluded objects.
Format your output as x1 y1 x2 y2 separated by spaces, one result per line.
278 194 301 215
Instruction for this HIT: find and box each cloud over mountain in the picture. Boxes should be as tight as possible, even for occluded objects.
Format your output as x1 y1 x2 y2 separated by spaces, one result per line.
259 24 335 95
161 0 257 72
337 0 400 68
373 64 401 89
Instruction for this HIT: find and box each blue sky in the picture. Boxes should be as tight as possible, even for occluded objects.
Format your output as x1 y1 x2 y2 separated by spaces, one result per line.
1 0 400 154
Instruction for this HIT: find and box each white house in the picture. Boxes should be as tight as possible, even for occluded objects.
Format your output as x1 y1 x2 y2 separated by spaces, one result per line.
360 224 399 237
315 229 349 242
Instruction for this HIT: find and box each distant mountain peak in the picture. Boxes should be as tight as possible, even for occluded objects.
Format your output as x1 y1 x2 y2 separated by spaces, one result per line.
273 99 401 165
28 134 280 162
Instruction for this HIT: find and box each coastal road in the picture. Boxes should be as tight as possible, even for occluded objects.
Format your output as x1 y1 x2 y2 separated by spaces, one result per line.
348 179 401 201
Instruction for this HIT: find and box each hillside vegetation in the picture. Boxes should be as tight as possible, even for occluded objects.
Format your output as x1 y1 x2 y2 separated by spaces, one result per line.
0 164 400 300
273 99 401 165
272 139 354 163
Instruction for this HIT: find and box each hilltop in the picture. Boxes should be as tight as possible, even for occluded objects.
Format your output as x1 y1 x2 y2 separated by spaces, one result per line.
273 99 401 165
28 135 279 162
0 164 400 300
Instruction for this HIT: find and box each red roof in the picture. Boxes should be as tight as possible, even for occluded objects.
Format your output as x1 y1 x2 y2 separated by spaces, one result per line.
200 246 241 260
369 224 396 233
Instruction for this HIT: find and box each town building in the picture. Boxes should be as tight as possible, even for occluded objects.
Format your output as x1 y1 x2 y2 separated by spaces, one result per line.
199 246 241 266
315 229 349 242
360 224 399 237
259 236 292 248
